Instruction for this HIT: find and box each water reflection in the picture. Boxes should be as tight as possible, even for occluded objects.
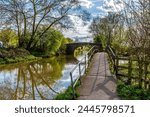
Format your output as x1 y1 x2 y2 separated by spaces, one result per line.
0 56 78 100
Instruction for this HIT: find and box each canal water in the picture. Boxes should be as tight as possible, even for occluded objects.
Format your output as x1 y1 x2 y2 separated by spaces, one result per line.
0 54 86 100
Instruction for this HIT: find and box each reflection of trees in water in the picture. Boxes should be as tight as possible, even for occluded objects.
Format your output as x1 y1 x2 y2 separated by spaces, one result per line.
0 57 66 100
0 84 15 100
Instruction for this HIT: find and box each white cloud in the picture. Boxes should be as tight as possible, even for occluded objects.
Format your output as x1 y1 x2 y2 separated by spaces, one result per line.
96 6 105 11
63 15 92 39
106 0 124 12
79 0 94 9
63 0 125 40
96 0 125 13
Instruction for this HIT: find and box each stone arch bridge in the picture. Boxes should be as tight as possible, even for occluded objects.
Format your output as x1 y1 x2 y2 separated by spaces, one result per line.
65 42 102 54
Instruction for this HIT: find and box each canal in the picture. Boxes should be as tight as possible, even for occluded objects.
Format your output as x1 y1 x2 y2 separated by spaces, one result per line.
0 50 87 100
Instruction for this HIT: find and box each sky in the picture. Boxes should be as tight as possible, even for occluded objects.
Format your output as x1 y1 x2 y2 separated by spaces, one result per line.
63 0 124 41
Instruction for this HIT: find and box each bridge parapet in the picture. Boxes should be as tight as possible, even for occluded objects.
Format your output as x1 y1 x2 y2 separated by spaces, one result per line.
65 42 102 55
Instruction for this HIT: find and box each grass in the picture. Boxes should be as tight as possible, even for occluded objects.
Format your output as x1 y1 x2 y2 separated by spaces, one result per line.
0 55 38 64
117 80 150 100
117 62 150 100
55 81 80 100
0 48 42 65
107 55 150 100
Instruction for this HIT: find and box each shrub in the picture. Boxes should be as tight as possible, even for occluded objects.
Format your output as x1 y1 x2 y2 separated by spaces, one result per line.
117 80 150 100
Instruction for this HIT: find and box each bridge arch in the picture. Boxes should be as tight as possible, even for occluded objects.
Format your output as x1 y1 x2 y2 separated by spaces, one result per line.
65 42 102 55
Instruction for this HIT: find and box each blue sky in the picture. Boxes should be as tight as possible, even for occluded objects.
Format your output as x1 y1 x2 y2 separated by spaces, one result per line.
63 0 124 40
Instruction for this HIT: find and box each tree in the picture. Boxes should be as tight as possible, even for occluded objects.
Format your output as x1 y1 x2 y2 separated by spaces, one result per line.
122 0 150 86
35 27 65 55
0 0 85 50
90 12 121 47
122 0 150 58
0 29 18 47
59 37 74 53
93 35 106 48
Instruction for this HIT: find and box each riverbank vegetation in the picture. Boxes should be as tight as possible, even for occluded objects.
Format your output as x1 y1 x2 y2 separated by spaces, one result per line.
117 80 150 100
0 28 73 64
0 48 37 64
55 82 80 100
90 0 150 99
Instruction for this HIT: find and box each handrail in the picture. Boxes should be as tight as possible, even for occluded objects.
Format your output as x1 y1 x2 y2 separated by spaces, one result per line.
69 46 99 99
106 46 150 89
108 46 116 58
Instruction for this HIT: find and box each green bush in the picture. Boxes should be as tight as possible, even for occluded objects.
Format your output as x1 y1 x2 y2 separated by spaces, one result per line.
94 35 106 48
24 55 37 60
0 48 37 64
117 80 150 100
5 58 16 63
0 58 5 64
55 82 80 100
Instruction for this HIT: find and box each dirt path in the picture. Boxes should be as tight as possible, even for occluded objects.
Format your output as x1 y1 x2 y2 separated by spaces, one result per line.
78 52 120 100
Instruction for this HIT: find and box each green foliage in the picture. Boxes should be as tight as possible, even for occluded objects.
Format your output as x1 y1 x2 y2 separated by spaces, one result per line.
112 41 129 56
0 48 30 58
0 58 5 64
74 46 90 58
55 81 80 100
94 35 106 48
0 29 18 47
0 48 37 64
35 27 66 55
1 55 37 64
59 37 74 54
117 80 150 100
111 27 129 56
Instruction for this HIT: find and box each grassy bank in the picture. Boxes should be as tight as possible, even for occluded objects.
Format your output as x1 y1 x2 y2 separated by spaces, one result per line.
107 55 150 100
0 48 38 64
116 62 150 99
55 81 80 100
117 80 150 100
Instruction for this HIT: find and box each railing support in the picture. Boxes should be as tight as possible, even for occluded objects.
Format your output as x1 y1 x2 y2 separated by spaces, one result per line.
70 72 75 99
69 46 99 99
115 57 119 76
127 59 132 85
85 54 87 73
79 63 82 84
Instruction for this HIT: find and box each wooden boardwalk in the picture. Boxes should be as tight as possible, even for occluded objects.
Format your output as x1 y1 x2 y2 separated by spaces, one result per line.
78 52 119 100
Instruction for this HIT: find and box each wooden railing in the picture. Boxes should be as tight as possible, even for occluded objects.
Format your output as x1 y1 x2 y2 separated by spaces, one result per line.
70 46 99 99
106 46 150 89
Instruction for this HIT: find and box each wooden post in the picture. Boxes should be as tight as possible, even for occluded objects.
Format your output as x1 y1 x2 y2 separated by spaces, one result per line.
144 62 148 89
138 62 143 88
79 63 82 85
87 52 89 67
70 72 75 99
115 56 119 76
148 80 150 89
128 59 132 85
85 54 87 73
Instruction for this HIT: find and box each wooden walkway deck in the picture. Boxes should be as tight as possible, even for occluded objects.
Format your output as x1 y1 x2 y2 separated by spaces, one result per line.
78 52 119 100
